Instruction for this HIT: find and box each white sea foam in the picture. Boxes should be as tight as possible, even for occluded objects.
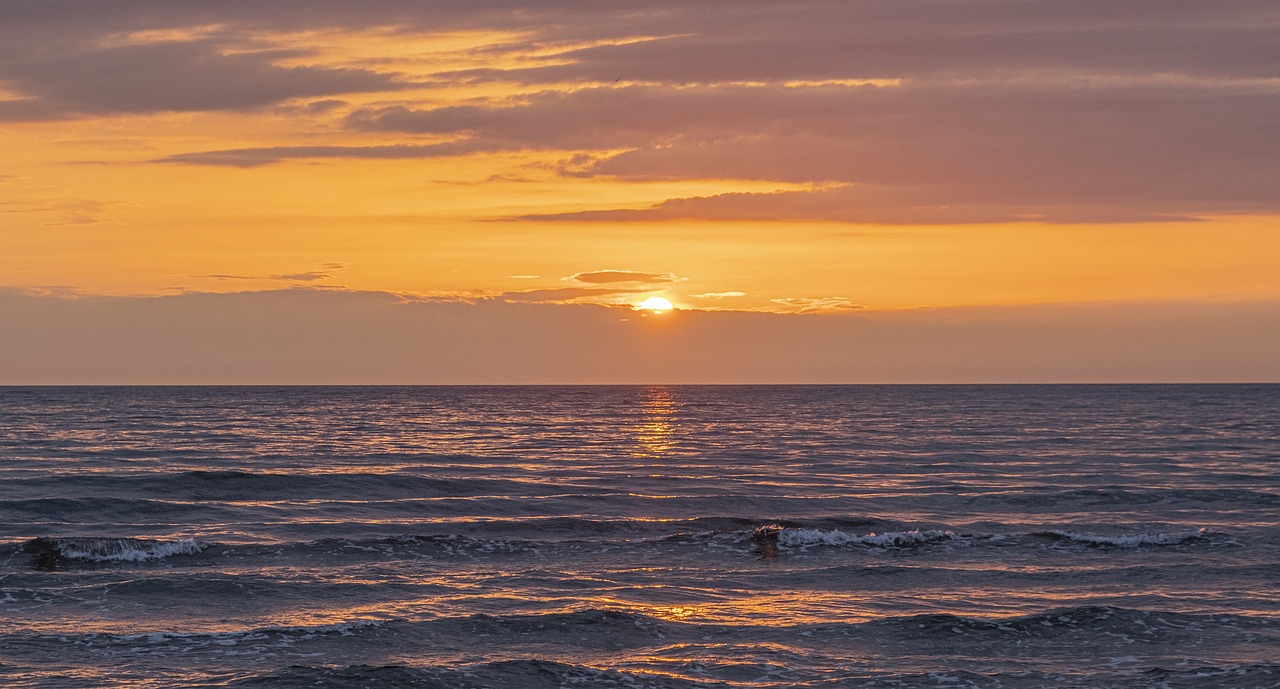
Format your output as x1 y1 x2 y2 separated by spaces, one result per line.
778 528 958 549
54 537 209 562
1044 528 1213 547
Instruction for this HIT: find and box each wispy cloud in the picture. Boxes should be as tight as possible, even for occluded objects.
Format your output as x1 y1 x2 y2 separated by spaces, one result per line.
564 270 683 285
198 264 348 283
0 176 122 225
496 286 644 303
771 297 864 314
154 143 472 167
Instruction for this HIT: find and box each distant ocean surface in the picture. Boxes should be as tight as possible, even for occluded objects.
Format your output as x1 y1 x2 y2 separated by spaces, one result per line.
1 385 1277 688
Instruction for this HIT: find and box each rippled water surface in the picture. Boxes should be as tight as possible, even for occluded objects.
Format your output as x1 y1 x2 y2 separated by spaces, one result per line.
1 385 1277 688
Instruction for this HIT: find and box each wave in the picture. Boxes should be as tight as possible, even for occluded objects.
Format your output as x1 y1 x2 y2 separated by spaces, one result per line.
968 487 1280 507
429 609 672 649
857 605 1278 643
219 661 1280 689
414 606 1276 644
37 618 395 649
227 659 705 689
774 527 959 549
22 536 209 568
1033 528 1216 547
0 470 568 501
0 497 214 519
5 520 1229 571
4 607 1274 663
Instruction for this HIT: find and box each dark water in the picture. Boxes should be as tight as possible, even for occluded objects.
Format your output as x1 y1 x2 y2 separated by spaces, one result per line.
1 385 1277 688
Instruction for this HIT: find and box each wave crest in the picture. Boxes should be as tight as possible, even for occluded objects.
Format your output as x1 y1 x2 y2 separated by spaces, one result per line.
1034 528 1216 547
22 536 209 567
777 527 958 549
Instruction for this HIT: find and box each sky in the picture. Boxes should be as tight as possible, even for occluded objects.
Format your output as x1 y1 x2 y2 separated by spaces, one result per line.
1 1 1278 383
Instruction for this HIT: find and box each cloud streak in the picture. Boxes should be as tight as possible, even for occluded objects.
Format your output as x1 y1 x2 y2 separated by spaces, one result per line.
565 270 683 285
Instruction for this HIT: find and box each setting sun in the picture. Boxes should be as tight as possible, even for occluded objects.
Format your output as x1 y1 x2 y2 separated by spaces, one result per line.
637 297 674 313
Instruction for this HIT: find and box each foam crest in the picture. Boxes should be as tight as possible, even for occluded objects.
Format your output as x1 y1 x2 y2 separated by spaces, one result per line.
1037 528 1215 547
777 528 957 549
23 536 209 564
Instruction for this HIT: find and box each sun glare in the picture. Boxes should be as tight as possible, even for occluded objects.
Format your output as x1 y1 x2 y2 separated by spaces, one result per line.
637 296 674 313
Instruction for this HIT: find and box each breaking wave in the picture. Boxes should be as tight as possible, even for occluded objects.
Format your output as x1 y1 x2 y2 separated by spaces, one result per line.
226 659 705 689
1033 528 1217 547
22 536 209 565
772 527 959 549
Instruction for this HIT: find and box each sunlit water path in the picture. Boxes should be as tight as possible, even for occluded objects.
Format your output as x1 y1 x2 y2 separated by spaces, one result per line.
1 385 1277 687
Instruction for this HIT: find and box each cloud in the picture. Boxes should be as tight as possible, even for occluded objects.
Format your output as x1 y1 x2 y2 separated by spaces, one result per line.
0 177 122 225
3 1 1277 220
692 292 746 299
418 81 1278 223
496 286 644 304
2 288 1277 383
522 186 1209 225
198 264 346 283
462 4 1280 85
337 76 1280 222
154 143 473 167
0 197 122 226
269 271 335 282
0 40 403 120
770 297 864 314
565 270 683 285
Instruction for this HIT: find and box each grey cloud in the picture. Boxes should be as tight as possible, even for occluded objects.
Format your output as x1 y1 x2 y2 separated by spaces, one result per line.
155 143 472 167
523 187 1207 226
180 76 1280 219
6 2 1275 118
150 77 1280 219
478 3 1280 85
4 2 1278 82
0 40 401 119
7 1 1277 222
413 80 1277 223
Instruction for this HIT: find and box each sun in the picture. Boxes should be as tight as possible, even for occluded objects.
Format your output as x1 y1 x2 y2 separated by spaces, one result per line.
636 296 674 313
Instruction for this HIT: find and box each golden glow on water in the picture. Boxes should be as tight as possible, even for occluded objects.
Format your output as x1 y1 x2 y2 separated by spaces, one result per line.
633 386 678 458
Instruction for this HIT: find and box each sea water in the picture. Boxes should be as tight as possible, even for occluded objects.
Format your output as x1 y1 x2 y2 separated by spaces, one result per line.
0 385 1277 687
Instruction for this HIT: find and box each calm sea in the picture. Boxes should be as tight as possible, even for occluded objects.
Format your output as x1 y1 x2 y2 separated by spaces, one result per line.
1 385 1277 688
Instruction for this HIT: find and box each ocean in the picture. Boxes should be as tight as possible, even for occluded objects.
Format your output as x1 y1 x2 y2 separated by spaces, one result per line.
0 385 1277 688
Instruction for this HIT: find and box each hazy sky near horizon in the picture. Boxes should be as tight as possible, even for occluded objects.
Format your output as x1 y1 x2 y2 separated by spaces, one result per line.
2 1 1277 382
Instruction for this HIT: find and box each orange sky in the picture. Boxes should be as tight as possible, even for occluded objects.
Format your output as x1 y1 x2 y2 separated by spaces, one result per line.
1 2 1277 381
